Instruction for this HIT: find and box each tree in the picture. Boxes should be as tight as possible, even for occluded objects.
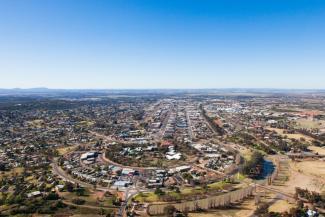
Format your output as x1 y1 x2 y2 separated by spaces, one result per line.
75 187 86 196
154 188 165 196
182 173 193 182
241 151 264 177
254 203 269 215
65 182 74 192
112 195 121 206
54 200 66 208
5 194 16 205
0 163 6 171
45 192 59 200
72 198 85 205
164 205 176 217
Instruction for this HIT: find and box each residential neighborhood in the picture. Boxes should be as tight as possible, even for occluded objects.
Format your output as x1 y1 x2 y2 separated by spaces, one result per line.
1 90 325 216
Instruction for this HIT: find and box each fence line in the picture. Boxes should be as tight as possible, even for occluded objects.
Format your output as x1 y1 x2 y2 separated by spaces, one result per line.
147 186 254 215
147 157 281 215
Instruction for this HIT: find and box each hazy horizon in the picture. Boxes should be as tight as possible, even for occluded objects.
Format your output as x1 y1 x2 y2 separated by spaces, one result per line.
1 87 325 92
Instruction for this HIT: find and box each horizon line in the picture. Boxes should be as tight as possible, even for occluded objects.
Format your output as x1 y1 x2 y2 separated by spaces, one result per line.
1 87 325 91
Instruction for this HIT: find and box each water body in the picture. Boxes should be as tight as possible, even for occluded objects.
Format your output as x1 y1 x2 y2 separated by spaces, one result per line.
259 159 275 179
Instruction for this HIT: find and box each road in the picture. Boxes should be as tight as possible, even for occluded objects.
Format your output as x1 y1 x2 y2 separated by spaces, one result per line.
255 184 295 200
158 103 175 140
51 158 108 191
117 184 149 217
52 157 151 216
51 159 92 188
185 106 194 140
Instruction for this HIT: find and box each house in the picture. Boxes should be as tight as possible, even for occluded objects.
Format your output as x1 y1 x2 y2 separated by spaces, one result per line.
175 165 191 172
121 168 135 176
165 146 182 160
169 165 191 174
113 180 131 188
164 177 177 186
55 185 64 191
80 151 97 161
27 191 42 198
166 153 181 160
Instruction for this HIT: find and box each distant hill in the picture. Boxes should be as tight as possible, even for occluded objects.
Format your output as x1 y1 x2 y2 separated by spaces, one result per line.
0 88 324 96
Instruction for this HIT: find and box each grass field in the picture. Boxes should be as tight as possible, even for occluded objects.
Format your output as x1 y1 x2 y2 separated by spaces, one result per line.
296 118 325 129
267 127 314 142
0 167 24 179
134 187 207 203
294 160 325 179
133 192 158 203
268 200 294 213
25 175 38 184
238 148 253 161
273 159 325 195
308 146 325 155
188 196 256 217
60 190 114 207
208 181 229 190
26 119 45 129
56 206 114 216
134 182 235 203
57 144 78 155
78 120 95 127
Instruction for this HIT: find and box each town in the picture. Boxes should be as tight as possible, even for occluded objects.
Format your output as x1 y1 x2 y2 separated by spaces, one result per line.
0 90 324 217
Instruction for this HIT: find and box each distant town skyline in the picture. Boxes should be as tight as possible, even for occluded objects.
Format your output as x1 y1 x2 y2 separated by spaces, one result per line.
0 0 325 89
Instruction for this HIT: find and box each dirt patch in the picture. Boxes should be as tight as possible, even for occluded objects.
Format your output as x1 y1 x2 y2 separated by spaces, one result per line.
294 160 325 181
0 167 24 179
268 200 294 213
273 159 325 194
57 145 78 155
309 146 325 155
296 118 325 129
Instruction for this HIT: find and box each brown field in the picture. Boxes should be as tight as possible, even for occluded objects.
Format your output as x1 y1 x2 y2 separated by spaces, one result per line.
238 147 253 161
70 215 106 217
57 144 79 155
293 160 325 180
188 197 256 217
273 159 325 194
255 157 324 213
0 167 24 179
78 120 95 127
268 200 294 213
26 119 45 129
30 215 106 217
308 145 325 155
296 118 325 129
59 190 114 207
267 127 314 142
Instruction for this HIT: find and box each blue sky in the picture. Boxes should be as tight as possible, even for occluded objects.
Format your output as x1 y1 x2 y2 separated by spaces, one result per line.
0 0 324 89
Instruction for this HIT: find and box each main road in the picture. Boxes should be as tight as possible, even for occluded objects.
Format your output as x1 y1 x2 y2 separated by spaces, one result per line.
51 158 108 191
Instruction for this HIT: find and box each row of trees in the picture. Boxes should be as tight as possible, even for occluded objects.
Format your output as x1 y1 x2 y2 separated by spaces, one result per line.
199 104 225 136
295 187 325 208
254 200 320 217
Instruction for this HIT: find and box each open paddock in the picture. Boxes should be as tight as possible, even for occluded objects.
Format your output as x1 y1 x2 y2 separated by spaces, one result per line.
267 127 314 142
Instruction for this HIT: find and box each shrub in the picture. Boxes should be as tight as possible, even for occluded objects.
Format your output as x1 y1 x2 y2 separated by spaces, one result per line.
72 198 85 205
164 205 176 217
45 192 59 200
154 188 165 196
